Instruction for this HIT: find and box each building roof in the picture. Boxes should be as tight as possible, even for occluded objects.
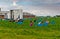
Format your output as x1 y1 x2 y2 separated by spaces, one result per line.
0 11 9 15
23 12 35 16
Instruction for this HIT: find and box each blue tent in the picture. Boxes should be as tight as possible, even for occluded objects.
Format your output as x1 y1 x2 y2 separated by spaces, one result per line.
38 23 43 26
17 22 23 24
38 22 43 26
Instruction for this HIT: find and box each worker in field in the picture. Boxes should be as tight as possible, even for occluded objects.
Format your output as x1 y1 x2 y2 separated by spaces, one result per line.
43 20 49 26
38 21 43 26
46 20 49 23
30 21 33 27
34 19 37 26
34 19 36 22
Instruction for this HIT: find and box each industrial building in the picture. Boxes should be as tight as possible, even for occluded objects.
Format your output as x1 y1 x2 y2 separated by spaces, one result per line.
0 8 35 20
0 8 23 20
23 12 35 18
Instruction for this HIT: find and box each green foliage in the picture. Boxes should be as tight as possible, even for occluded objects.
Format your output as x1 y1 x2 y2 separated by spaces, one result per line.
0 17 60 39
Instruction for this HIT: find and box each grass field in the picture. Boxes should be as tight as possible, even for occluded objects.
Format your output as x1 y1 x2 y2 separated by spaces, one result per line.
0 17 60 39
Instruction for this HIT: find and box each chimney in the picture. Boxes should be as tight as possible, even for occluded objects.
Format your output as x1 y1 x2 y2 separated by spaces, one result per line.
10 10 14 20
0 8 1 12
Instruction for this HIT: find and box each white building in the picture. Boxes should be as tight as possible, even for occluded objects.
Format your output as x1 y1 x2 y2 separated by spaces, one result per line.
0 8 23 20
10 9 23 20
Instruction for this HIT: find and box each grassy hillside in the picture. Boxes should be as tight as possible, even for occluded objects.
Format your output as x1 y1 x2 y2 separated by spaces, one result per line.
0 17 60 39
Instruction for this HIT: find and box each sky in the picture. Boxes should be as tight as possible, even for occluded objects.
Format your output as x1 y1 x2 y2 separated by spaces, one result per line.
0 0 60 16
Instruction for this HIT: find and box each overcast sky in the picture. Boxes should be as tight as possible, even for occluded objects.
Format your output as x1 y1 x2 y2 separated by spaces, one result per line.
0 0 60 16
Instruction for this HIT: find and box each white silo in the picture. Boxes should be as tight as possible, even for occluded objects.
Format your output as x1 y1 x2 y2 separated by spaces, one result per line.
10 9 23 20
9 4 23 20
19 9 23 19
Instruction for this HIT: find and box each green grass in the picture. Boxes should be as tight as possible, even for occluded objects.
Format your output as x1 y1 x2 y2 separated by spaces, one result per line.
0 17 60 39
